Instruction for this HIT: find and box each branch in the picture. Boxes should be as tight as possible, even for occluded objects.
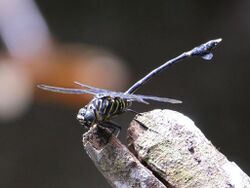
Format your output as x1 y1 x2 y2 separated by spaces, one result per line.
82 109 250 187
127 109 250 188
82 126 167 188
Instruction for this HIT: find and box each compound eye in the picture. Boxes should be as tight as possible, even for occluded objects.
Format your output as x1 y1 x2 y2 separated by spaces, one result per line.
77 114 84 120
78 108 87 115
76 114 85 124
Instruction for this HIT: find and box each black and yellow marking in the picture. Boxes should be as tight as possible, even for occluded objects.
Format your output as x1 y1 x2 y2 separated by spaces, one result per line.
92 96 132 121
112 98 120 115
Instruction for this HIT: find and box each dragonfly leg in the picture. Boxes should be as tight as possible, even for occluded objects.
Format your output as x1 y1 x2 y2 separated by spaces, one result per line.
99 121 121 137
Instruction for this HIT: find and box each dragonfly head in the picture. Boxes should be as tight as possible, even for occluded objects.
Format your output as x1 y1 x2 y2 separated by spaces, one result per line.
77 107 96 129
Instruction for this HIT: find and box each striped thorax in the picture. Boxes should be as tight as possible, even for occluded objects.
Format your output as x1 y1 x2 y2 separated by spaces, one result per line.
76 96 132 129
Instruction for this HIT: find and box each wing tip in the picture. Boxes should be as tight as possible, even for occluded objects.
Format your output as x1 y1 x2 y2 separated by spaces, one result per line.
37 84 47 90
74 81 81 85
37 84 59 92
174 99 183 104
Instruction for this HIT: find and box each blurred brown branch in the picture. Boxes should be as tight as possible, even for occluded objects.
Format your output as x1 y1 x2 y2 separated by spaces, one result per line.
0 0 130 121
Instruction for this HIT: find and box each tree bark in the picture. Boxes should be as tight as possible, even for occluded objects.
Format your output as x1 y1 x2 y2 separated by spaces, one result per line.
82 125 167 188
82 109 250 188
127 109 250 188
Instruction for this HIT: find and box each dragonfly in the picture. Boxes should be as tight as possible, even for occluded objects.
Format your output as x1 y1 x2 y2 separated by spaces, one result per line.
38 38 221 136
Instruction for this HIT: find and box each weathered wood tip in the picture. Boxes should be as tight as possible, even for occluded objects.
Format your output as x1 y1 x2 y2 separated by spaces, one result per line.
82 125 167 188
127 109 250 188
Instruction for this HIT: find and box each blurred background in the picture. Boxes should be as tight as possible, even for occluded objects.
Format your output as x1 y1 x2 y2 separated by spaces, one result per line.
0 0 249 187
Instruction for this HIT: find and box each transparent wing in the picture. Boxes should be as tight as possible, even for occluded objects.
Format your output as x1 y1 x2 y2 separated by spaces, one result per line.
74 81 104 91
74 81 182 104
38 82 182 104
74 81 148 103
132 94 182 104
37 84 98 95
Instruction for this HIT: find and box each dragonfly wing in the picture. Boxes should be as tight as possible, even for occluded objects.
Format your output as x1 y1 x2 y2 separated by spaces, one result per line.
74 81 116 96
134 94 182 104
37 84 97 95
74 81 104 91
74 81 134 99
117 93 149 104
73 81 180 104
94 90 149 103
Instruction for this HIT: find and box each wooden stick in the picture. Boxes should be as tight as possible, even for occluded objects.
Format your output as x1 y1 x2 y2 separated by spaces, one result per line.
82 126 167 188
127 109 250 188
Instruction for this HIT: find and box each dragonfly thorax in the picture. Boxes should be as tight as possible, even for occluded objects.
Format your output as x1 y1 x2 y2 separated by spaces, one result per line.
77 106 96 129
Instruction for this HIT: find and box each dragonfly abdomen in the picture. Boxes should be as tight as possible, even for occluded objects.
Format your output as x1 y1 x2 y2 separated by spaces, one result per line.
93 97 132 120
